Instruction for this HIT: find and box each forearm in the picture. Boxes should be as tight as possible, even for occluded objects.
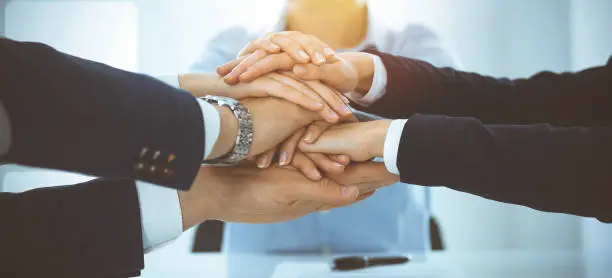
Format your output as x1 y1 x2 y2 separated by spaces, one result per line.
178 73 228 97
2 39 204 190
397 114 612 221
344 52 375 94
361 49 612 126
177 168 218 230
0 179 145 276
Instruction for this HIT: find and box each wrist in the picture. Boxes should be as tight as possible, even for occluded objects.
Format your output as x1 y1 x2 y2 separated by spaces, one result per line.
369 119 392 158
344 52 375 94
207 105 238 159
178 73 228 97
178 168 219 230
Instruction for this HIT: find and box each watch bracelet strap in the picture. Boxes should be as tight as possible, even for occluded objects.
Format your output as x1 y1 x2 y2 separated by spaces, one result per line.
200 96 253 165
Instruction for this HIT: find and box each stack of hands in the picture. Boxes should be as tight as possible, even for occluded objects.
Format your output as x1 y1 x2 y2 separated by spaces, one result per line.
178 32 399 230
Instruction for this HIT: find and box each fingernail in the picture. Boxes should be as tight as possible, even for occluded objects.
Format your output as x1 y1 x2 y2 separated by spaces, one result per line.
303 132 314 143
312 170 322 180
341 186 357 198
334 162 345 168
314 52 325 64
279 152 288 166
327 110 339 121
313 101 324 109
297 50 309 60
338 155 350 164
324 48 335 57
270 43 280 50
257 157 268 168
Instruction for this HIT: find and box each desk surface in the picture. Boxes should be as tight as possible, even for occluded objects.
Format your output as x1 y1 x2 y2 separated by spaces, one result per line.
141 249 609 278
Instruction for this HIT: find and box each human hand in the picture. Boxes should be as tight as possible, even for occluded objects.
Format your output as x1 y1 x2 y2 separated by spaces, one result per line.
240 97 321 158
236 31 336 68
253 110 358 179
299 120 392 162
179 72 349 123
178 164 376 228
325 161 400 194
217 52 371 94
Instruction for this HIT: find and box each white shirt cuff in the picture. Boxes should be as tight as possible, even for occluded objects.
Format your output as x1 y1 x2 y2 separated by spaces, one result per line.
196 99 220 160
156 75 220 160
136 181 183 252
383 119 408 175
347 54 388 107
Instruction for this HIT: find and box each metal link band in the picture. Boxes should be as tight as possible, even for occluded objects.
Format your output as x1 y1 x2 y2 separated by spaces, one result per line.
200 96 253 165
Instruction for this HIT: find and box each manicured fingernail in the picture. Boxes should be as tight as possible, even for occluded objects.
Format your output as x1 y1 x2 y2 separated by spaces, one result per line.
270 43 280 50
279 152 288 166
257 157 268 168
341 186 357 198
338 155 350 164
303 132 314 143
297 50 309 60
312 170 322 180
324 48 335 57
314 52 325 64
327 110 339 121
333 162 345 168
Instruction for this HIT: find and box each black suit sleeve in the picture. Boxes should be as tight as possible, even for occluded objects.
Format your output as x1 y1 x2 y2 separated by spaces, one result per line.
361 50 612 220
0 179 144 278
0 38 204 190
399 114 612 222
362 49 612 127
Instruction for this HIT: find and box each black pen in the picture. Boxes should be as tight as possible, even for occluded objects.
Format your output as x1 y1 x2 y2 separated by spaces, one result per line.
332 256 410 271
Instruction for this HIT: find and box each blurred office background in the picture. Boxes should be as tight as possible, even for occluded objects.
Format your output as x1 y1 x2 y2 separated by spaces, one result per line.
1 0 611 258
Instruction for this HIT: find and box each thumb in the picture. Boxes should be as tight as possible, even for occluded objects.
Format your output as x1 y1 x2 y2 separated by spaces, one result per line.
293 61 357 93
299 124 366 161
299 179 359 205
326 162 399 193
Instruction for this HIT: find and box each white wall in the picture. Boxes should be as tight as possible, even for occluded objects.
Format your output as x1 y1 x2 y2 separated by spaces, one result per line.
0 0 5 35
3 0 610 253
571 1 612 274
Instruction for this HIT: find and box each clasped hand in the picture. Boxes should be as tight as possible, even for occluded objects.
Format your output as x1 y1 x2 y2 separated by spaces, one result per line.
220 31 393 172
179 31 398 230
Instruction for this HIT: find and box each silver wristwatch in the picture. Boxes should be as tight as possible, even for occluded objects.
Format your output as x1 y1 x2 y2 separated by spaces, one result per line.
200 95 253 165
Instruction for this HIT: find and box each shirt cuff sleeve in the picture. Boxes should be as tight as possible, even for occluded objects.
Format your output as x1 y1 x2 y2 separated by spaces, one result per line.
347 54 388 107
196 99 220 160
135 181 183 252
383 119 408 175
155 75 220 160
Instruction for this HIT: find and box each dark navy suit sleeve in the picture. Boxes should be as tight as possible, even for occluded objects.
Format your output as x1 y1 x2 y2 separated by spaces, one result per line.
0 38 204 190
0 179 144 278
362 50 612 221
398 114 612 222
362 49 612 127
